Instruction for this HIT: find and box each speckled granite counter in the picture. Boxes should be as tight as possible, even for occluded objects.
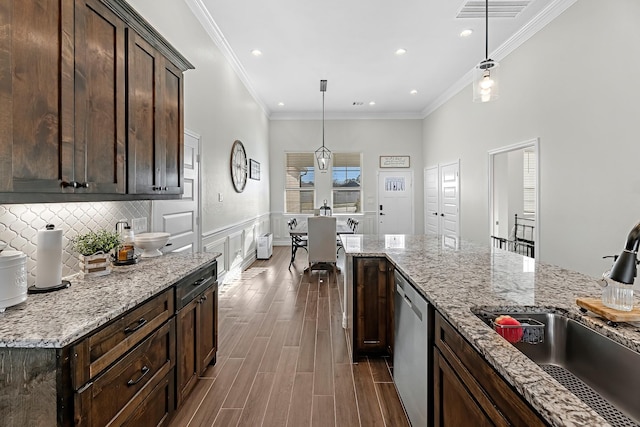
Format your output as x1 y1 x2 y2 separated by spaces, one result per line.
0 252 219 348
342 234 640 427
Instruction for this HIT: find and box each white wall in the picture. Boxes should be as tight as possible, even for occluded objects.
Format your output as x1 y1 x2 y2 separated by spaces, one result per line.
270 119 423 242
128 0 271 276
423 0 640 278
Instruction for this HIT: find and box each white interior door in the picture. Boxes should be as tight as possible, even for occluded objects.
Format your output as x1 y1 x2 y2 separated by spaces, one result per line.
440 161 460 238
424 166 438 234
152 130 200 253
377 170 414 235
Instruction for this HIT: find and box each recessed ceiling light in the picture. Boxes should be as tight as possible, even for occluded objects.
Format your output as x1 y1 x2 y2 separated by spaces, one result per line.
410 89 418 95
460 29 473 38
251 49 262 56
369 101 376 106
277 102 284 106
395 48 407 56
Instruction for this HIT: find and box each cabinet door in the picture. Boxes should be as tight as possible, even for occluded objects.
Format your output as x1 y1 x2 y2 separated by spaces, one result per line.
197 284 218 373
127 30 184 195
74 0 126 193
176 298 198 407
127 30 162 194
158 58 184 195
0 0 75 193
433 349 495 427
355 257 389 354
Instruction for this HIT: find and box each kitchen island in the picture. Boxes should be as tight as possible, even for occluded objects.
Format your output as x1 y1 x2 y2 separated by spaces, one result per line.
341 234 640 427
0 252 219 426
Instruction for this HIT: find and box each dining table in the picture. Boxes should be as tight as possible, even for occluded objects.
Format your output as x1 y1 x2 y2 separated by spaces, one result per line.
288 219 354 267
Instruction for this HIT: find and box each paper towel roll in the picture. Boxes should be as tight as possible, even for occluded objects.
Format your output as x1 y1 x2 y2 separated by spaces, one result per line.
35 225 63 289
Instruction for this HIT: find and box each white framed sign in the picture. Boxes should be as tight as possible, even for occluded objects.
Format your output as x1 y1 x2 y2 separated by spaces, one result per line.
380 155 410 168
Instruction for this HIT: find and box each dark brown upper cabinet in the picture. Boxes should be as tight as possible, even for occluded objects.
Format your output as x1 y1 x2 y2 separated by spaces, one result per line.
0 0 75 194
0 0 192 203
74 0 127 194
127 31 184 196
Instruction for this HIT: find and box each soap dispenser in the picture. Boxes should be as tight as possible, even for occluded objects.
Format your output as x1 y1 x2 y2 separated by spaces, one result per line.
601 222 640 311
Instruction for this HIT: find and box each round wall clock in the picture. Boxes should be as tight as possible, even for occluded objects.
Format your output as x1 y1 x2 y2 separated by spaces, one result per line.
230 140 248 193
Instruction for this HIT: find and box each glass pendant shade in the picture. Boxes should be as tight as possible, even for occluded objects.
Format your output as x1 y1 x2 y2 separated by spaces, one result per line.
315 79 331 171
315 145 331 171
473 59 499 103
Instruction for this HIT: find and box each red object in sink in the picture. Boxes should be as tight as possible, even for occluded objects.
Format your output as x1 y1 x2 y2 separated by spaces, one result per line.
494 315 524 343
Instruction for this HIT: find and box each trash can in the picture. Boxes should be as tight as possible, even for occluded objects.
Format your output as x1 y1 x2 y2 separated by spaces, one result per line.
257 233 273 259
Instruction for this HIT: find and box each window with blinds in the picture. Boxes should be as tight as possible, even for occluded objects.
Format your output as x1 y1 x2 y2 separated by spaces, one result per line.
523 150 536 215
285 153 315 214
332 153 362 213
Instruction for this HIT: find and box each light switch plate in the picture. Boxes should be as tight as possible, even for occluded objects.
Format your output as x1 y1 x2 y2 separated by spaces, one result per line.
218 193 223 202
131 217 147 234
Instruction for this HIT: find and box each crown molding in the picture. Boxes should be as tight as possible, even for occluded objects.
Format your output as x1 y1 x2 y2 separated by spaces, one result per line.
269 111 425 121
422 0 577 118
183 0 270 117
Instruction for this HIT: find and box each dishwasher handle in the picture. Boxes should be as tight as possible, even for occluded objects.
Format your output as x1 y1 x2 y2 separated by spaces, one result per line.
396 280 423 321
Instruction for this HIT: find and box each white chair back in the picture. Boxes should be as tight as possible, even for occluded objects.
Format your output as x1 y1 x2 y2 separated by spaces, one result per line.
307 216 337 265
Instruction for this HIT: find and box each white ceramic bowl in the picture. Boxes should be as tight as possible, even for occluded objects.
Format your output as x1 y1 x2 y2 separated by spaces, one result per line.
134 232 170 258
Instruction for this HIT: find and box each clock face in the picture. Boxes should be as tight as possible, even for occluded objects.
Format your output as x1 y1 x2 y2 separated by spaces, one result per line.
230 140 248 192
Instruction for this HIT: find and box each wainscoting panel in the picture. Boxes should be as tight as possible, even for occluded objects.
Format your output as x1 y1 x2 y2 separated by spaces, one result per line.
201 213 270 283
204 237 227 277
243 225 256 258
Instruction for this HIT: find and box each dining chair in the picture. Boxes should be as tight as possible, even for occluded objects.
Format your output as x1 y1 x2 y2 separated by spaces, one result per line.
307 216 337 274
337 218 352 255
288 218 308 269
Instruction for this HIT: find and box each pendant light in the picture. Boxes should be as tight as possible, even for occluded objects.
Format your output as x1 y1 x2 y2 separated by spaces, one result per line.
473 0 499 103
315 79 331 171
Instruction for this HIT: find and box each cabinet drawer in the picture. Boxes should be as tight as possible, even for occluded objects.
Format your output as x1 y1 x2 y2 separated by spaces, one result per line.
434 312 545 427
73 288 174 387
121 368 175 427
74 319 175 427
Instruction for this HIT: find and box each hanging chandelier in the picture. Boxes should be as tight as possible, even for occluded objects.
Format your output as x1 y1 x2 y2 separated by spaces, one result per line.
315 79 331 171
473 0 499 103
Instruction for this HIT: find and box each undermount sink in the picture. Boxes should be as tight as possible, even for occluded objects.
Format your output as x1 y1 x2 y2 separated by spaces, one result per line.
472 309 640 427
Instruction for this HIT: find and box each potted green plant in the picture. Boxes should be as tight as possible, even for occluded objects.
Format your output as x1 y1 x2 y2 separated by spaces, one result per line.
71 230 122 277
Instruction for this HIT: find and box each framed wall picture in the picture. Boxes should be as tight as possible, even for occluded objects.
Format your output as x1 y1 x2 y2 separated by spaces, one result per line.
379 155 410 168
249 159 261 180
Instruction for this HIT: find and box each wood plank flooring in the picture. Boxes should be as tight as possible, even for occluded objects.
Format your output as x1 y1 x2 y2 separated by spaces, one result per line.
169 246 410 427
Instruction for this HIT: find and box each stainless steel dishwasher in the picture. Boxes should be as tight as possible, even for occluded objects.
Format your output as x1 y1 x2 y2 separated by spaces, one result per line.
394 270 428 427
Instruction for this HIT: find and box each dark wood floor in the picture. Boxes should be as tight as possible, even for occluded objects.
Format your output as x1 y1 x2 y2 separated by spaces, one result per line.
169 246 410 427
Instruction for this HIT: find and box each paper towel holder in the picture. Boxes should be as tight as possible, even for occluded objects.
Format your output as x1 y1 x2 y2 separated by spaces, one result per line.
27 223 71 294
27 280 71 294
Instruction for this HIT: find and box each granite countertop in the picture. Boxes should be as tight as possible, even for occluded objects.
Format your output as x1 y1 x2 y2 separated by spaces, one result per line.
342 234 640 427
0 252 219 349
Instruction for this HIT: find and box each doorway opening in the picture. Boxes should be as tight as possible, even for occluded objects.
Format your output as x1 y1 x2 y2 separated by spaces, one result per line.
488 138 539 259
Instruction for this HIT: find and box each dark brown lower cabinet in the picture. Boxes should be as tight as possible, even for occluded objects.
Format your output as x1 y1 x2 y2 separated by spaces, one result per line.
176 283 218 407
74 318 175 427
353 257 393 358
433 312 546 427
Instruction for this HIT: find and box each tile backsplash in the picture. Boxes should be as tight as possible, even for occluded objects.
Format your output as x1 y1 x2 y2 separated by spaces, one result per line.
0 201 151 285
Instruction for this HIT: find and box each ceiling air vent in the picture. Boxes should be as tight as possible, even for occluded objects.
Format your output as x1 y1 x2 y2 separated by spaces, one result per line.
456 1 531 19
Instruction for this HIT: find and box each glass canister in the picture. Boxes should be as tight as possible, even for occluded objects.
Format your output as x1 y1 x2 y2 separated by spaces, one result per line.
600 273 634 311
118 226 135 261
